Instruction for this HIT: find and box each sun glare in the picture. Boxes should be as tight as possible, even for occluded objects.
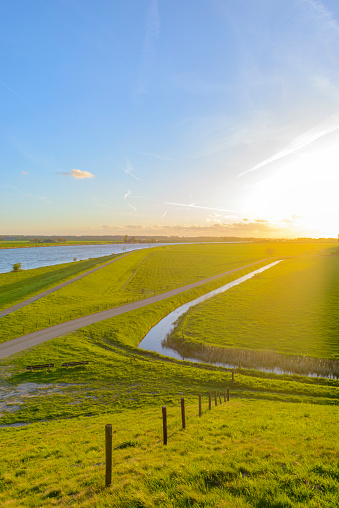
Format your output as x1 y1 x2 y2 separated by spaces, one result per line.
243 140 339 237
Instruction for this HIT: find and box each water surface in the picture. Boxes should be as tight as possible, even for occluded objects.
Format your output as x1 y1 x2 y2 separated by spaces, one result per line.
0 243 160 273
139 261 282 359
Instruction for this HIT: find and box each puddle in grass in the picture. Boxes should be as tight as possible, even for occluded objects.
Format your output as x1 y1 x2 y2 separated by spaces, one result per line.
0 382 77 420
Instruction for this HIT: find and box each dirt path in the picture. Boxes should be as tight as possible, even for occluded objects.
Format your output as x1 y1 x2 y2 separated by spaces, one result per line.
0 260 269 360
0 252 132 318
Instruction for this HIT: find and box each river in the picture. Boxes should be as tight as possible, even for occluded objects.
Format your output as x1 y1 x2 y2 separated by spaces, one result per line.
0 243 162 273
0 241 250 274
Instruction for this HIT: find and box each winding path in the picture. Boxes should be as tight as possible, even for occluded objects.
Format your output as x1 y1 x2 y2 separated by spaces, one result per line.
0 260 270 360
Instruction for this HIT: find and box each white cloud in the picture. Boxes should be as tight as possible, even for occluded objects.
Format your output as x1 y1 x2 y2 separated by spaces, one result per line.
59 169 94 179
304 0 339 34
21 171 29 175
70 169 94 179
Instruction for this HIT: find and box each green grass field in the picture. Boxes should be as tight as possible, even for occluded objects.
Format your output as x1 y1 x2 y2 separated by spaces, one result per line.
0 242 338 507
0 243 269 343
0 242 333 344
1 315 339 506
0 254 120 311
167 255 339 362
1 399 338 507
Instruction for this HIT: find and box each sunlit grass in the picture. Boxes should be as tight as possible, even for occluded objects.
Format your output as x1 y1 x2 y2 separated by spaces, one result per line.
168 256 339 363
0 242 333 344
0 241 338 507
0 254 119 311
1 399 338 507
1 242 338 507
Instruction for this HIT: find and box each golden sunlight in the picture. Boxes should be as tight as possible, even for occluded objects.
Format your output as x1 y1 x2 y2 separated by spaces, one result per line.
243 140 339 237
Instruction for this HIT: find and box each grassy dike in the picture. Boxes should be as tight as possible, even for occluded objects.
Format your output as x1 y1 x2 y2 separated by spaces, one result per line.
165 255 339 377
1 401 338 507
0 242 332 344
0 243 338 506
0 253 123 311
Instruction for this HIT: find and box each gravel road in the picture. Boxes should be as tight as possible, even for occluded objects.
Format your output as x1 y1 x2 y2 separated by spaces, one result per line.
0 260 268 360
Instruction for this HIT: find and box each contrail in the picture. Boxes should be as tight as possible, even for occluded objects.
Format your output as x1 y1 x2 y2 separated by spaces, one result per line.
238 112 339 177
124 190 131 201
125 159 140 180
165 201 241 213
128 203 137 212
0 79 23 99
112 160 140 180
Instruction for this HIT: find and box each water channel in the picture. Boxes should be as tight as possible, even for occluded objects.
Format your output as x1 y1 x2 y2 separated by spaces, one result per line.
138 260 337 379
139 260 282 365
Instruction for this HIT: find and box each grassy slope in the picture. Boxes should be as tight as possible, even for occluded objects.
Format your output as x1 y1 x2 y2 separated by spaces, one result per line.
0 243 267 343
0 242 332 344
168 255 339 359
0 254 121 311
1 316 339 506
0 242 338 507
1 400 338 508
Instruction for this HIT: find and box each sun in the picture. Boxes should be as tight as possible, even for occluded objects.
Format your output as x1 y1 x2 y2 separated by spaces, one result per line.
243 139 339 237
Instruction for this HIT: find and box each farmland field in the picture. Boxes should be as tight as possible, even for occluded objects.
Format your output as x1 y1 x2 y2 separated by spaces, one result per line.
167 255 339 361
1 304 339 507
0 242 338 507
0 242 333 345
0 253 119 311
0 243 276 343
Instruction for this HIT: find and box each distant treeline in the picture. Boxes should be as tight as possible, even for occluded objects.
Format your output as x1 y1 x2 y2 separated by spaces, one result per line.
0 235 337 243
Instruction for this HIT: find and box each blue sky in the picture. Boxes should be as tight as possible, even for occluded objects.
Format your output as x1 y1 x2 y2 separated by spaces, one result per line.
1 0 339 238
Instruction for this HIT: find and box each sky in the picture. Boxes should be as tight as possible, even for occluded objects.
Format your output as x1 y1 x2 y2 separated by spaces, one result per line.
1 0 339 239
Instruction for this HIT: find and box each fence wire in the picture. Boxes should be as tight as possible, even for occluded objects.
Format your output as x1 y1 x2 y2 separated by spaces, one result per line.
57 393 229 507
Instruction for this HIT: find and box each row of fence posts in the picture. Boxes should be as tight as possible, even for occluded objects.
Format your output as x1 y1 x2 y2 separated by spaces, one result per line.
105 388 231 487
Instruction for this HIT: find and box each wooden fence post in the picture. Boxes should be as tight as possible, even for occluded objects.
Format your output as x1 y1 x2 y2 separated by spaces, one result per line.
181 398 186 429
162 406 167 445
232 369 235 382
199 394 202 417
105 424 113 487
218 391 222 404
214 391 217 406
227 387 230 401
208 392 212 410
224 391 226 402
